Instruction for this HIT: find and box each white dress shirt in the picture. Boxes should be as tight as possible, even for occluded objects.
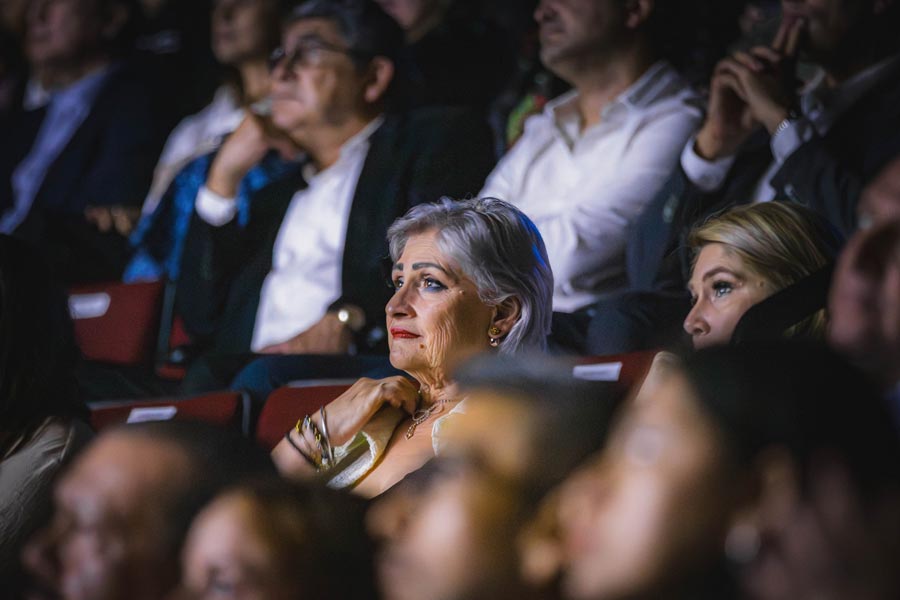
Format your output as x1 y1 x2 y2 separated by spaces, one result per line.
195 117 383 351
681 53 900 202
481 62 702 312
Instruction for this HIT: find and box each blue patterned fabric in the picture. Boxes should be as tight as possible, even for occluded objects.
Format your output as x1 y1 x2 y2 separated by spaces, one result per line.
124 151 298 282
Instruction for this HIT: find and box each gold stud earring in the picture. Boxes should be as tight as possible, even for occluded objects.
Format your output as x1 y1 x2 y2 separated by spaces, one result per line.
489 326 501 347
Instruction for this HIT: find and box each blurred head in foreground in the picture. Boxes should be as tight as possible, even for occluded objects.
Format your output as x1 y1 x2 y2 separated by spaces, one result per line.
368 355 624 600
24 422 274 600
555 342 900 600
180 478 376 600
829 217 900 393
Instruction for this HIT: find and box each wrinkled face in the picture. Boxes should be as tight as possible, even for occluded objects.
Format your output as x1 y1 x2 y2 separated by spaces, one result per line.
375 0 441 32
558 373 735 599
685 243 771 349
25 0 108 69
211 0 277 66
781 0 876 65
27 434 188 600
533 0 625 74
268 18 372 135
369 458 523 600
181 493 293 600
386 230 495 377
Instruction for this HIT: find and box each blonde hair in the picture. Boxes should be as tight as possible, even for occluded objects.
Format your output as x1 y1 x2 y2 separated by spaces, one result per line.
688 202 832 340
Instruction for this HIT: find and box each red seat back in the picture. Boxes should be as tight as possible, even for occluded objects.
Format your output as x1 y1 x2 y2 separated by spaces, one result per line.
89 391 245 432
573 350 658 391
70 280 165 366
256 382 353 450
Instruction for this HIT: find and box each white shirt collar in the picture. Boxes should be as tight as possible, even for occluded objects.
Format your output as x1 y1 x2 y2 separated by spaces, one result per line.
22 65 112 112
23 78 50 111
617 60 687 111
545 61 684 145
300 115 385 182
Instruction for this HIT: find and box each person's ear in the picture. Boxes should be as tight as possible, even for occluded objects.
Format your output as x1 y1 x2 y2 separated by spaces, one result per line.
624 0 654 29
101 3 129 41
362 57 395 104
490 296 523 338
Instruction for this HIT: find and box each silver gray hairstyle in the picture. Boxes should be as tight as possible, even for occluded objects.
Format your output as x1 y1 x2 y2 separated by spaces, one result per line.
387 197 553 354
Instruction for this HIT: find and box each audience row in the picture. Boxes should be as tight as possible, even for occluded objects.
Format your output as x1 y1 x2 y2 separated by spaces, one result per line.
8 346 900 599
3 185 900 597
1 0 900 597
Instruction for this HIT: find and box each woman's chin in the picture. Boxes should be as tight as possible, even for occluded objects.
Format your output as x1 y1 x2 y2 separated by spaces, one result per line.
388 346 422 373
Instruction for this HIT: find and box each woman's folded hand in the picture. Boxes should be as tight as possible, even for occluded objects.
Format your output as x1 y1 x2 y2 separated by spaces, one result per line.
271 376 418 479
324 376 419 446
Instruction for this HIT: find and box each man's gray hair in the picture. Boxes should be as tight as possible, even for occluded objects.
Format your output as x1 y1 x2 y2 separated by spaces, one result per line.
387 197 553 354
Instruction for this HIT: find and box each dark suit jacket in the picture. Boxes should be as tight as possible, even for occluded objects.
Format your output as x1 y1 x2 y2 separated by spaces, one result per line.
627 59 900 293
0 62 168 282
177 107 497 356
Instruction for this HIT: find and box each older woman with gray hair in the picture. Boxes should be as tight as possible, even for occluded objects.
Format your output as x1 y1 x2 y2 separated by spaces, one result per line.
272 197 553 497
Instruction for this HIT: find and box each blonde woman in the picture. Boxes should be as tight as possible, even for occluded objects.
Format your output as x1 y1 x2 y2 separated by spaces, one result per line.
684 202 834 349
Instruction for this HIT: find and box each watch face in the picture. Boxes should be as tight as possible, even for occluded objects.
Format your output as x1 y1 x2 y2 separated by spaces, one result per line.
336 306 364 332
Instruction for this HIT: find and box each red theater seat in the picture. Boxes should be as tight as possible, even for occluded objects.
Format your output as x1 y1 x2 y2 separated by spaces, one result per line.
89 391 248 433
573 350 658 391
256 381 355 450
70 280 165 366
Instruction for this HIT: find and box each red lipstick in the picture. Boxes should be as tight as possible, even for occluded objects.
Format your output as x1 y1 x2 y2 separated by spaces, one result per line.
390 328 419 339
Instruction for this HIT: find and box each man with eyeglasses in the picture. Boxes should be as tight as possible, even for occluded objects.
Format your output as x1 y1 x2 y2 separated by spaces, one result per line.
175 0 496 395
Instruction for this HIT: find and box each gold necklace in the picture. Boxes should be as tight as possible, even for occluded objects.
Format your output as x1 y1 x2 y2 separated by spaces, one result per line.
405 392 449 439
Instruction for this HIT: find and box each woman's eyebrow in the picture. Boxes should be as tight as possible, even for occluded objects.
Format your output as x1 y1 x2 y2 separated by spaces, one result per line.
392 261 459 282
411 261 448 273
412 262 459 282
701 267 739 282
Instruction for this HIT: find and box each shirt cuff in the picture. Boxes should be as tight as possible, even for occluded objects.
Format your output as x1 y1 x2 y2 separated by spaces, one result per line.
680 136 736 193
770 117 815 164
195 185 238 226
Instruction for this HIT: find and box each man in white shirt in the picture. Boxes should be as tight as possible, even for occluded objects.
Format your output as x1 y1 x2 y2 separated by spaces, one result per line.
587 0 900 354
174 0 494 395
480 0 702 319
